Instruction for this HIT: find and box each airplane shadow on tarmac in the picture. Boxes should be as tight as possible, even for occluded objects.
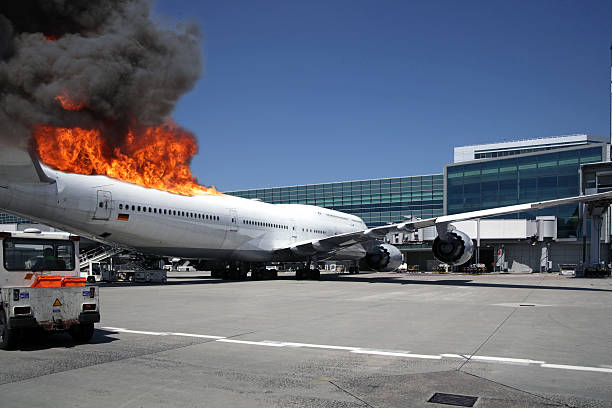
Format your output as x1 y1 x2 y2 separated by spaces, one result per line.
325 274 612 293
97 274 612 292
15 328 118 351
99 278 247 287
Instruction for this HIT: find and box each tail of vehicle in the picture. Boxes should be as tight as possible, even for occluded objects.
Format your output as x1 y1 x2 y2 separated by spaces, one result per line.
0 230 100 350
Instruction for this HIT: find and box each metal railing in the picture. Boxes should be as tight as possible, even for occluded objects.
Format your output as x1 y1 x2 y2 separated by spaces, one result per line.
79 245 124 270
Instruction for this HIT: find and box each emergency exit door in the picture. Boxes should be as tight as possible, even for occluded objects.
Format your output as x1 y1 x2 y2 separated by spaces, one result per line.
93 190 112 220
290 219 297 243
229 209 238 232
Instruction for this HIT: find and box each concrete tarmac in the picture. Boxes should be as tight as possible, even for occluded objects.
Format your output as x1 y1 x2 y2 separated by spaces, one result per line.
1 272 611 407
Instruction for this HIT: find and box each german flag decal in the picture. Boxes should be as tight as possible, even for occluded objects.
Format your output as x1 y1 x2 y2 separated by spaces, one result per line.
117 213 129 221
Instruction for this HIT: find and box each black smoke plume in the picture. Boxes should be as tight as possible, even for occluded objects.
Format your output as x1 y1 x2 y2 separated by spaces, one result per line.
0 0 202 148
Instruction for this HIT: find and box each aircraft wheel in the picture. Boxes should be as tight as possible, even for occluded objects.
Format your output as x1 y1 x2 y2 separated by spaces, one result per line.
69 323 94 344
226 269 243 280
0 310 18 350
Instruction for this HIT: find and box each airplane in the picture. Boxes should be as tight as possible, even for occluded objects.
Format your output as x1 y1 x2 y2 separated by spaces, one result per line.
1 147 611 280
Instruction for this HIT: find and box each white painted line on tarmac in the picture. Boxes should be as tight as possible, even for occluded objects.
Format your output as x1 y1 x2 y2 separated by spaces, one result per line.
102 326 612 374
540 364 612 373
351 350 442 359
467 356 546 365
272 341 362 351
103 326 225 339
167 332 227 340
493 303 553 307
217 339 286 347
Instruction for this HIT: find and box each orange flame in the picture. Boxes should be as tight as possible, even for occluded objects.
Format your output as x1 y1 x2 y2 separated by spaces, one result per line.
45 34 59 41
55 91 84 111
32 121 221 196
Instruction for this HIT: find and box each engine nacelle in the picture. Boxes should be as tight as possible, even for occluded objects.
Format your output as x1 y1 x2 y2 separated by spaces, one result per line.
432 230 474 265
363 243 402 272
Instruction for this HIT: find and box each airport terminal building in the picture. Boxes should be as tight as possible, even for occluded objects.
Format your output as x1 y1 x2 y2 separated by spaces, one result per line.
227 134 611 272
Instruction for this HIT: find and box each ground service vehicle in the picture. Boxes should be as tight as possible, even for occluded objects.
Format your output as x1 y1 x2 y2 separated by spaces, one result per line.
0 229 100 350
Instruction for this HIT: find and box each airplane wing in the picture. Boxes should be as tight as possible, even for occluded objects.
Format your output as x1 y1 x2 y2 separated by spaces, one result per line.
275 191 612 257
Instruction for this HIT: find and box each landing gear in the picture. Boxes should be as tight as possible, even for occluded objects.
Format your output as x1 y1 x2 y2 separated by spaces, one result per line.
211 268 223 279
212 263 248 280
223 266 248 280
296 257 321 280
296 268 320 280
251 267 278 280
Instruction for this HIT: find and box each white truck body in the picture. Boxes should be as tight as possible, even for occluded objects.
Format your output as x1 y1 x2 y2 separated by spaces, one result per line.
0 230 100 349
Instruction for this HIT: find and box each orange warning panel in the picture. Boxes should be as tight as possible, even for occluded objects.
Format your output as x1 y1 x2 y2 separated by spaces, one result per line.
53 298 62 307
62 276 86 287
30 275 62 287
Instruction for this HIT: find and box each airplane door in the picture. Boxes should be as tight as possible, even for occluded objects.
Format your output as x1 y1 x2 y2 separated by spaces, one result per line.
290 219 297 243
229 209 238 232
93 190 112 220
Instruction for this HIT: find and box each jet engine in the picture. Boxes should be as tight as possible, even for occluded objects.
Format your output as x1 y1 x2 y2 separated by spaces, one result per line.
432 230 474 265
363 243 403 272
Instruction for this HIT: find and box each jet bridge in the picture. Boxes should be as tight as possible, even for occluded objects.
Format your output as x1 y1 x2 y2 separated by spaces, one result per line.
580 161 612 266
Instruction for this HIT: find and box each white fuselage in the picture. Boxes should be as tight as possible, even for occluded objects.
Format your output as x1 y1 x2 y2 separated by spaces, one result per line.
0 166 368 262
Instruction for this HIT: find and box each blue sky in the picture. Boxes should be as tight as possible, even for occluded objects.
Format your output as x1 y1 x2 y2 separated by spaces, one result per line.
154 0 612 191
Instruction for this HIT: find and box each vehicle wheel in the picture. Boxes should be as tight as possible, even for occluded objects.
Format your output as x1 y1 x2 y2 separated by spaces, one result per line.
0 310 18 350
265 269 278 280
296 269 305 280
251 269 261 280
308 269 320 280
69 323 94 344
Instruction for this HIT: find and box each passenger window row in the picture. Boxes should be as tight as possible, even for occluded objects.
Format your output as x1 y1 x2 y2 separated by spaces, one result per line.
243 219 288 230
117 203 220 221
301 228 326 234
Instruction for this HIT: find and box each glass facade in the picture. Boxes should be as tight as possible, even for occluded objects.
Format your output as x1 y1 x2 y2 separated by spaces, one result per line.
0 212 33 224
227 175 444 227
446 145 605 238
473 140 604 159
